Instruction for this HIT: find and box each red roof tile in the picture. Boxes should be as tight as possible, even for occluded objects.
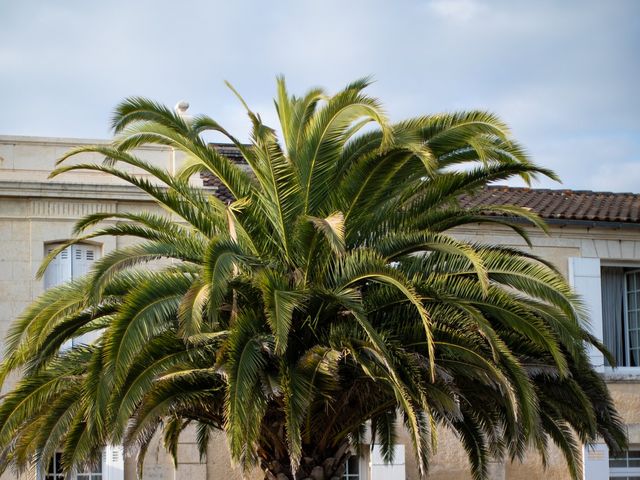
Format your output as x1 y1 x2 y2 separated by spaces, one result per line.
200 144 245 204
459 186 640 224
200 144 640 225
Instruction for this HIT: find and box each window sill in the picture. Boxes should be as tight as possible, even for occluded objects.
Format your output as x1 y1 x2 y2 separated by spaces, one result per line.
602 367 640 382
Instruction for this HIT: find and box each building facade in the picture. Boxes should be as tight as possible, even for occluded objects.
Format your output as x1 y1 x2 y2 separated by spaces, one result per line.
1 135 639 480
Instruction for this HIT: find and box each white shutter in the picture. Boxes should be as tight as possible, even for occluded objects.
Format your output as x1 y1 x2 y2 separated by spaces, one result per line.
583 443 609 480
44 246 74 350
568 257 605 370
44 246 72 290
105 445 124 480
71 244 101 346
71 244 99 279
370 445 405 480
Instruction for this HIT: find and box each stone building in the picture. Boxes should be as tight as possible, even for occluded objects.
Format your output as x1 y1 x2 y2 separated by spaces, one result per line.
1 134 639 480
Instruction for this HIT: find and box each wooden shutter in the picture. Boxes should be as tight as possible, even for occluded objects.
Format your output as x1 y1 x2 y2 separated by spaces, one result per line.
583 443 609 480
568 257 605 370
370 445 405 480
105 445 124 480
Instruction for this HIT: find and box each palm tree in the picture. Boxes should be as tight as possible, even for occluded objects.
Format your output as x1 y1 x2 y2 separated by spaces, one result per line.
0 78 626 480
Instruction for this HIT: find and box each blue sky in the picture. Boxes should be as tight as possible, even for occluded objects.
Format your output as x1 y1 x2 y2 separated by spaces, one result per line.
1 0 638 191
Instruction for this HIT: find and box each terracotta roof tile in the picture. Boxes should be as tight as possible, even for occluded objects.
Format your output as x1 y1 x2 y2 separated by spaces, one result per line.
458 186 640 224
200 144 640 224
200 144 245 204
201 174 235 203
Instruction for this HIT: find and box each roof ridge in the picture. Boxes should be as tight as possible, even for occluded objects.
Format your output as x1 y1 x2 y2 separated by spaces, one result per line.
486 185 640 197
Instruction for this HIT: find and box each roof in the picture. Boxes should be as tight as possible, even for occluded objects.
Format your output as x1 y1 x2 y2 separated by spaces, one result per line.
200 144 244 203
459 186 640 225
201 174 235 203
210 143 246 164
201 144 640 226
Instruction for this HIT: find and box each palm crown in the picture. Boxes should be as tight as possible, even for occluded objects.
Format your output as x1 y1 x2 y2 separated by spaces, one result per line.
0 78 626 480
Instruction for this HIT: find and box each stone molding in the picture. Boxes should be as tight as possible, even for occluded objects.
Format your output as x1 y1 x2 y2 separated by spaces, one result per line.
0 134 171 151
0 180 157 202
30 199 117 218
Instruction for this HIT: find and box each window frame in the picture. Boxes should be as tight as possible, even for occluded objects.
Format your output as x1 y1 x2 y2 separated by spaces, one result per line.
43 452 103 480
600 261 640 372
343 453 361 479
74 462 103 480
44 452 64 480
624 269 640 368
609 447 640 479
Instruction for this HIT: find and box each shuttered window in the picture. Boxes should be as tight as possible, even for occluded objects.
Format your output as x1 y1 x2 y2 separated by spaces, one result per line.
44 243 101 347
44 244 100 288
40 244 124 480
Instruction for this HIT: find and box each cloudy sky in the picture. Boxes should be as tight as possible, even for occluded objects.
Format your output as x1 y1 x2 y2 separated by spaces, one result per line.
1 0 638 191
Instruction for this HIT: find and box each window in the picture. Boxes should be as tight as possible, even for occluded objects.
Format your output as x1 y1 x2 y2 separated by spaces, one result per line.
75 461 102 480
626 271 640 366
45 453 102 480
39 245 124 480
45 453 64 480
609 448 640 479
344 455 360 479
601 267 640 367
41 241 105 480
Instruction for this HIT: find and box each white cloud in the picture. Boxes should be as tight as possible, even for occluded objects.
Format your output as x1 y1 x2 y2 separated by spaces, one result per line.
0 0 638 192
426 0 485 22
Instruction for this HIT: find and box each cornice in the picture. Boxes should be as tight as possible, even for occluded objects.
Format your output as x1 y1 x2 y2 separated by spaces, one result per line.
0 135 171 152
0 180 154 201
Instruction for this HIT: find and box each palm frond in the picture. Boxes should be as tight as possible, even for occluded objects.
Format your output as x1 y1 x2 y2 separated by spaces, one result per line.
0 77 625 480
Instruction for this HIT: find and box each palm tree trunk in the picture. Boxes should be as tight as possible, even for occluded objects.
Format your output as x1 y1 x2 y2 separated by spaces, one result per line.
260 443 351 480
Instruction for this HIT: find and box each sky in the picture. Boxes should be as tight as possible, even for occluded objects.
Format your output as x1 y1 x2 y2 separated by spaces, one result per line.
1 0 638 191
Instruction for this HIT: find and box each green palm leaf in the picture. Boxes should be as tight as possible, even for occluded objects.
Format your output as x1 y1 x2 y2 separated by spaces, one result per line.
0 77 626 480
